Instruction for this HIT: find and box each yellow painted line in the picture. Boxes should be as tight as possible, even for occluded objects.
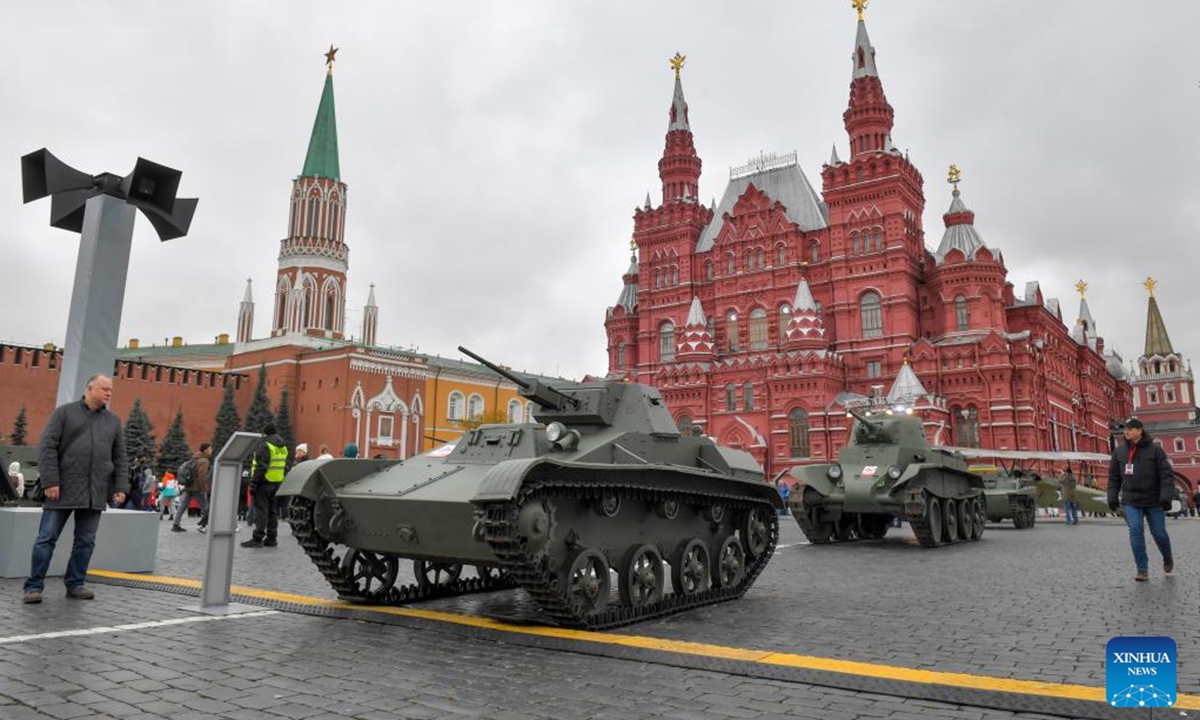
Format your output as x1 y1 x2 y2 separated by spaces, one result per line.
89 569 1200 710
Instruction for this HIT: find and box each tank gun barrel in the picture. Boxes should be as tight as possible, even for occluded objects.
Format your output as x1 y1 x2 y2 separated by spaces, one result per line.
458 346 578 410
846 407 880 428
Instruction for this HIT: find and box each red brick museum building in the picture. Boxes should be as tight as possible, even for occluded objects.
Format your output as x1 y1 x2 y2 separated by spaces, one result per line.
604 15 1142 480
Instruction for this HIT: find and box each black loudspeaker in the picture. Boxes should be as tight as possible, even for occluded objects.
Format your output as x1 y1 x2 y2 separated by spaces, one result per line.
121 157 182 215
49 189 91 233
139 197 198 241
21 149 94 204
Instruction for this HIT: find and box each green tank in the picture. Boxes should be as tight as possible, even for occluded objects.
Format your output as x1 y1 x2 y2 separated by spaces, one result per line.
786 409 985 547
277 347 782 630
977 468 1037 528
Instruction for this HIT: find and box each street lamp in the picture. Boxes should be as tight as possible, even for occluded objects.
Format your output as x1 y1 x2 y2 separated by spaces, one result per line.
21 149 198 405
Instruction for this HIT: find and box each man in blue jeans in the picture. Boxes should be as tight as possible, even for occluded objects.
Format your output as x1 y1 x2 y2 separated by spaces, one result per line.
24 374 129 603
1107 418 1175 582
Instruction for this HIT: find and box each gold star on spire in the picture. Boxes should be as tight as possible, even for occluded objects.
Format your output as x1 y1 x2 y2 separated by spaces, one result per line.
669 52 686 80
1144 277 1157 298
947 164 962 191
852 0 868 21
324 44 339 74
1075 280 1087 299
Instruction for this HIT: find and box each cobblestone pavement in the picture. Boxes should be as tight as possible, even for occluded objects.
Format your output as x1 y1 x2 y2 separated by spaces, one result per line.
1 510 1196 719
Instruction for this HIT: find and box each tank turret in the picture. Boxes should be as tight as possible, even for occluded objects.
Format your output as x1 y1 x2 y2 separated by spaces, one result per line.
278 348 781 629
786 409 985 547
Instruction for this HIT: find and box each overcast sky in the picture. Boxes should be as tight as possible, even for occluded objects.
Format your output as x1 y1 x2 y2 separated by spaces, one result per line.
2 2 1198 382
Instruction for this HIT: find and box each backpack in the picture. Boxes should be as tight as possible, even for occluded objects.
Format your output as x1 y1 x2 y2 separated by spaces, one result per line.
176 459 198 489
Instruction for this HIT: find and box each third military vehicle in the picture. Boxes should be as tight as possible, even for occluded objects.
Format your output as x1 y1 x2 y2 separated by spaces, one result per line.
787 409 985 547
278 347 782 630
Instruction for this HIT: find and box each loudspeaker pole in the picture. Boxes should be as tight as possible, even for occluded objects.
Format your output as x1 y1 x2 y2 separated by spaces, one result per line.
57 195 137 406
19 149 198 406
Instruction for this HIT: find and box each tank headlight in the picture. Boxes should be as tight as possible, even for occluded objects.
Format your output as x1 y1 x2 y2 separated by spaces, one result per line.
887 465 902 479
546 422 566 442
827 465 843 480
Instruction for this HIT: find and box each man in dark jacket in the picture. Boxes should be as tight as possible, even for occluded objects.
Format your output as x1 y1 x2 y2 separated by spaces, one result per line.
171 443 212 533
1108 418 1175 582
24 374 129 603
241 424 293 548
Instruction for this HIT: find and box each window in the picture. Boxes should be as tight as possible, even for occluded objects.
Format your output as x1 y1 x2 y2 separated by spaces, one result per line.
1164 385 1176 403
851 231 859 254
524 402 534 423
378 415 394 441
654 268 661 289
743 383 754 411
726 253 735 275
778 304 792 342
659 321 676 362
1195 438 1200 452
307 199 319 237
1173 438 1185 453
860 292 883 338
725 384 736 411
507 399 523 422
726 312 739 352
749 308 768 350
677 415 693 434
447 391 464 421
706 317 716 342
1147 386 1158 404
616 340 626 369
329 204 339 239
866 361 881 378
325 293 336 331
778 246 787 266
705 261 713 281
955 295 969 331
810 242 819 264
954 406 981 448
467 394 484 420
873 229 882 251
789 409 810 458
671 266 680 286
757 248 765 269
744 250 752 270
815 301 823 322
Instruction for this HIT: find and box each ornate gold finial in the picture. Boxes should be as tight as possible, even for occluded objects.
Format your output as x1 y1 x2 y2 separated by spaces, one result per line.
629 237 638 253
669 52 686 80
324 44 339 73
852 0 868 21
947 164 962 191
1144 277 1157 298
1075 280 1087 299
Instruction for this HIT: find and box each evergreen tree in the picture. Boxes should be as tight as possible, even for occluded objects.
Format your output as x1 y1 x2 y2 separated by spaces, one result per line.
125 399 156 468
275 386 295 447
244 364 274 434
157 407 192 476
11 405 28 445
211 383 242 457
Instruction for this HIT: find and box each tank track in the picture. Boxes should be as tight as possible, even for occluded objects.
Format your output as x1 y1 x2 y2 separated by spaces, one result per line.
287 497 515 603
904 488 983 548
789 491 834 544
1008 494 1036 529
481 476 778 630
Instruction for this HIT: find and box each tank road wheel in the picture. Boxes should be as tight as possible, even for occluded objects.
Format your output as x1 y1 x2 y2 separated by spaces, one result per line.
713 536 747 588
926 494 944 545
857 514 890 540
803 507 836 544
563 548 611 617
942 498 959 543
655 498 681 520
594 491 621 518
670 539 711 595
956 499 972 539
340 549 399 600
619 544 665 608
740 507 773 559
704 504 727 524
971 497 986 540
833 514 858 542
414 560 463 591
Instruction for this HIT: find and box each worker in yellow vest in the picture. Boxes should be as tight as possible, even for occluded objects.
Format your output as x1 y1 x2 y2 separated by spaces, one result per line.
241 423 294 548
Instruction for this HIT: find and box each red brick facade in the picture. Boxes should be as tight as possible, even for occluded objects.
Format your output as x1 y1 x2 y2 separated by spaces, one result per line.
604 17 1134 480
